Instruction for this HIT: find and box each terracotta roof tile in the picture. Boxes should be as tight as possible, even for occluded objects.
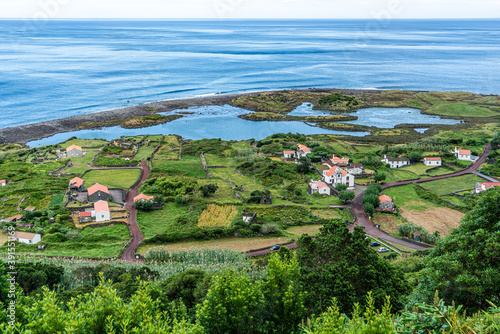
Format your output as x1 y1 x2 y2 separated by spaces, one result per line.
88 183 109 195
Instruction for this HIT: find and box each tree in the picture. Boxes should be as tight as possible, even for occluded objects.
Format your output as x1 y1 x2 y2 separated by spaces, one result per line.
374 173 386 183
296 156 311 174
197 270 265 334
362 194 380 207
199 184 218 197
414 188 500 311
263 253 305 334
297 220 409 315
408 151 423 162
335 183 348 192
363 203 375 217
338 191 355 203
158 269 211 312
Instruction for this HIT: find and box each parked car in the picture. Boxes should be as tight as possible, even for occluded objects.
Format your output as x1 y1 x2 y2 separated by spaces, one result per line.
270 244 281 251
378 247 390 253
370 242 381 247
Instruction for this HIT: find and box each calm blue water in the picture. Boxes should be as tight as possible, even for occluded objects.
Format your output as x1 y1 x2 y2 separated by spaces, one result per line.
288 103 459 128
26 105 370 147
1 19 500 130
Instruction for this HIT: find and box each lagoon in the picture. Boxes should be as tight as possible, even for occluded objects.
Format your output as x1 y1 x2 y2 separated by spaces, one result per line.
27 105 370 147
288 103 460 128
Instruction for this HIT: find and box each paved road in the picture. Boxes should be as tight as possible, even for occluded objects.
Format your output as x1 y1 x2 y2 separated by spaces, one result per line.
350 144 491 250
121 160 150 262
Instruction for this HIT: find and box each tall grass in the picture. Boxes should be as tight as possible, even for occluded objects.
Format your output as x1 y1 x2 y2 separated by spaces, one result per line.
12 249 253 290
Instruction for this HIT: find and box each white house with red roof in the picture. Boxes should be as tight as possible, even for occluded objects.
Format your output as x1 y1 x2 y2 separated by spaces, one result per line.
296 144 311 158
323 166 354 188
423 157 442 167
0 179 6 186
308 180 331 196
93 200 111 222
453 147 475 161
66 144 83 158
283 150 296 159
475 182 500 194
381 155 410 169
378 194 395 211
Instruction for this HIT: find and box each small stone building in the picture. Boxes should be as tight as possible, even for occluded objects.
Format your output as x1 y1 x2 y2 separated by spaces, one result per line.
88 183 110 202
378 194 395 211
66 145 83 158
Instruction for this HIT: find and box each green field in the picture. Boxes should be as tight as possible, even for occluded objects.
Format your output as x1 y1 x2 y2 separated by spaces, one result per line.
59 138 108 149
210 168 264 195
137 202 191 239
134 145 156 160
65 150 100 174
383 185 439 211
198 179 238 203
14 225 130 258
419 174 484 195
82 169 142 189
204 153 235 166
152 155 206 177
426 102 498 117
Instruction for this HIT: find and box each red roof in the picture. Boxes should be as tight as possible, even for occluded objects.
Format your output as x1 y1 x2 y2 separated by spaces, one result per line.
69 177 84 188
325 166 347 177
283 150 295 154
425 157 442 161
332 156 349 164
0 180 5 183
88 183 110 195
94 200 110 213
66 144 82 152
297 144 311 153
15 231 38 240
379 194 393 203
134 193 154 202
477 182 500 191
79 211 92 217
316 181 329 189
459 149 471 155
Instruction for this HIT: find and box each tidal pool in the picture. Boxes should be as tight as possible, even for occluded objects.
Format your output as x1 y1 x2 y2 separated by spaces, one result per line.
288 103 459 128
27 105 370 147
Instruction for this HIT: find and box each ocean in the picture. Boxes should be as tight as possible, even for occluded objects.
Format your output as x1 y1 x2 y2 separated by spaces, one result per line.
1 19 499 129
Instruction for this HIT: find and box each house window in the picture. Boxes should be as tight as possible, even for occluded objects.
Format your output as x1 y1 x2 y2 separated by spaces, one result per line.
29 240 32 244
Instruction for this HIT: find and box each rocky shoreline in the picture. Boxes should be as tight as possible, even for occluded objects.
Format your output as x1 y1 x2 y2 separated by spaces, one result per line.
0 92 254 144
0 88 411 144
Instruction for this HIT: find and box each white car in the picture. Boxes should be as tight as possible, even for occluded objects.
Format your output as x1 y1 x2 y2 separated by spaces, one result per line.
377 247 390 253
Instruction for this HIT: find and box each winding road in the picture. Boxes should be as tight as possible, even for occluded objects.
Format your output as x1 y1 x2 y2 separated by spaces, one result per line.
349 144 492 250
121 160 150 262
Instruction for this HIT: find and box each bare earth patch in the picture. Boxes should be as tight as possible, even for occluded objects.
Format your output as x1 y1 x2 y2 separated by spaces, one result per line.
373 215 404 234
0 232 8 247
137 236 291 255
399 207 464 236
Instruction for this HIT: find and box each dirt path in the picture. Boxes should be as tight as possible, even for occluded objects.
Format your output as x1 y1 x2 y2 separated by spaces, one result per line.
121 160 150 262
350 144 491 250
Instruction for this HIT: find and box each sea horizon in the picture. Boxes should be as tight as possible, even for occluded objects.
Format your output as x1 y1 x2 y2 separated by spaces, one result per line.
1 19 499 129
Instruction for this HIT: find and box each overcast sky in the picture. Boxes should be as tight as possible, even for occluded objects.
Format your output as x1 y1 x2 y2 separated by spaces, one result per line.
1 0 499 19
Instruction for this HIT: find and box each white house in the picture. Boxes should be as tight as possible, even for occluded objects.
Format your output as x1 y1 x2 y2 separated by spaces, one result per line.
423 157 442 167
283 150 296 159
381 155 410 169
475 182 500 194
296 144 311 158
453 148 475 161
94 200 111 222
242 213 257 224
14 231 41 245
66 145 83 158
323 166 355 188
346 163 364 175
308 180 331 195
0 179 6 186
